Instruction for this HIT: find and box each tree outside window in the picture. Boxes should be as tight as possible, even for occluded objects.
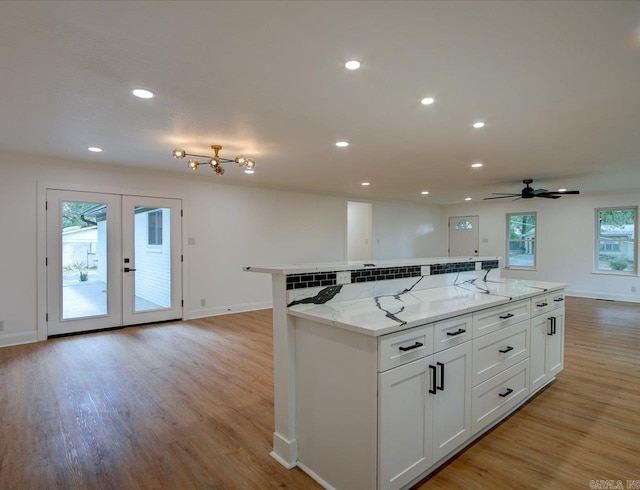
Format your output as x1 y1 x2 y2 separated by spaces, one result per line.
595 207 636 274
506 213 536 269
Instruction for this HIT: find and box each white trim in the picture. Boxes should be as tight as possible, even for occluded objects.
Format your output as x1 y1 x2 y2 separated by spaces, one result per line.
186 301 272 320
565 291 640 304
0 331 39 348
296 461 337 490
271 430 298 468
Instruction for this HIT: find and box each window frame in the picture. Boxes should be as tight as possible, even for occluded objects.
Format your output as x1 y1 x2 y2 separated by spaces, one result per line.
505 212 537 270
147 209 163 247
593 206 637 276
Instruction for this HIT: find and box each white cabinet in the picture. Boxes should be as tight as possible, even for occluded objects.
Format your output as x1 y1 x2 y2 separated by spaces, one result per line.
432 341 473 461
530 306 565 393
378 341 472 490
378 358 433 489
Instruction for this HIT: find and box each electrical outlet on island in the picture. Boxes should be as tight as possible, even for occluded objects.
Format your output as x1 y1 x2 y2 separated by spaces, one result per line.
336 271 351 285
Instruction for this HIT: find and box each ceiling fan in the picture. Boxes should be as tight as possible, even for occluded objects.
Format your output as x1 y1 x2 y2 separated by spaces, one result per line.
484 179 580 201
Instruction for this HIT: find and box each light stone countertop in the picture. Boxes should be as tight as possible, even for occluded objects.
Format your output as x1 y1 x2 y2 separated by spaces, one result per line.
288 278 566 337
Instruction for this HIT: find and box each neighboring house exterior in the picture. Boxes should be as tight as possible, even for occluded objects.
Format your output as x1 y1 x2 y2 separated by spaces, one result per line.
599 224 635 260
82 204 171 309
62 226 98 269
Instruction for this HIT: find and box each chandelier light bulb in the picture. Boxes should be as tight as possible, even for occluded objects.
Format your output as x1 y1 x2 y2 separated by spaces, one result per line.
173 148 186 159
210 157 220 168
235 155 246 165
214 164 225 176
245 159 255 170
187 159 199 170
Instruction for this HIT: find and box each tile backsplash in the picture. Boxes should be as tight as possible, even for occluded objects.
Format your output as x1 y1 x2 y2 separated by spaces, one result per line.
285 259 499 290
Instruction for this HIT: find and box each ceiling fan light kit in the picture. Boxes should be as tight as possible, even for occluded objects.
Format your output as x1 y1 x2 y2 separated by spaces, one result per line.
484 179 580 201
172 145 255 175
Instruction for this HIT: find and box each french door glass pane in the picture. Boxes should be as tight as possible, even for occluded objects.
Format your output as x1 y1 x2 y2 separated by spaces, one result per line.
134 206 172 312
61 201 107 319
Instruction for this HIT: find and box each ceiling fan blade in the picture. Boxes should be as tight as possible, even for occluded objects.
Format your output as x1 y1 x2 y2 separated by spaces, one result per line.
536 194 561 199
532 188 549 195
555 190 580 195
491 192 521 196
483 195 518 200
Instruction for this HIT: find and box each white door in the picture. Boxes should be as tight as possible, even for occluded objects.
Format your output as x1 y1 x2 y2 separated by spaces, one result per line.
448 216 479 257
47 190 182 336
47 190 123 335
122 196 182 325
347 201 373 261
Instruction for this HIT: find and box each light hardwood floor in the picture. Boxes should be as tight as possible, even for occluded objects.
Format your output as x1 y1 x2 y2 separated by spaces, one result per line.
1 297 638 489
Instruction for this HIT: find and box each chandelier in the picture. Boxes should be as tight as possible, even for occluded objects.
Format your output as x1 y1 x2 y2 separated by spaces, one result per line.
172 145 255 175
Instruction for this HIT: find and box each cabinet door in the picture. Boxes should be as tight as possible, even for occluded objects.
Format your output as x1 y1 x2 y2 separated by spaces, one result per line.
432 341 473 462
378 357 433 490
546 308 565 377
529 314 551 393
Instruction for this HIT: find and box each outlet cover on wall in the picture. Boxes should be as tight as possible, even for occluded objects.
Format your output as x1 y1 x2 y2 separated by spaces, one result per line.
475 262 482 271
421 265 431 276
336 271 351 285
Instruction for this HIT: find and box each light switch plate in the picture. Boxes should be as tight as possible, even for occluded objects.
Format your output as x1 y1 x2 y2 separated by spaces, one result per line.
421 265 431 276
336 271 351 285
188 237 196 246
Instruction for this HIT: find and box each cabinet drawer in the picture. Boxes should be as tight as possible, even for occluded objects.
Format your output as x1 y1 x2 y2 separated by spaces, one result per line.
378 324 434 372
472 321 530 385
433 314 472 353
549 290 565 309
471 359 529 435
472 299 530 337
531 293 552 317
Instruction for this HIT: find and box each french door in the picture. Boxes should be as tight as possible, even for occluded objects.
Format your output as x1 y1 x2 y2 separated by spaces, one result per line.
46 190 182 336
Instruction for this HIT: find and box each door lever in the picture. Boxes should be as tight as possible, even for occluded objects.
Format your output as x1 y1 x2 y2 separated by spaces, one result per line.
124 267 137 273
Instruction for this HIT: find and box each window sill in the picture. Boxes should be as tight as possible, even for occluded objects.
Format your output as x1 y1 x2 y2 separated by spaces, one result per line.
592 270 638 277
504 266 537 271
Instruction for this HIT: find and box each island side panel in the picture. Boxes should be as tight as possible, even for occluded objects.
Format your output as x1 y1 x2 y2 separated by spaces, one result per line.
271 274 298 467
295 317 378 490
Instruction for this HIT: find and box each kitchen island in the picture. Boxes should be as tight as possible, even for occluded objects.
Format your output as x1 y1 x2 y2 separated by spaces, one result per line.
245 257 566 490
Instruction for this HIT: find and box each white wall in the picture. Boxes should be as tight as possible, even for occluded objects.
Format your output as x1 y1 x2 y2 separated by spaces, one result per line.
0 149 443 347
373 200 442 260
441 191 640 302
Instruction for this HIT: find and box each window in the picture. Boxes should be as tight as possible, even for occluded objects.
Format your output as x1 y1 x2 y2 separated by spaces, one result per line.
506 212 536 269
455 220 473 230
147 210 163 246
595 207 637 274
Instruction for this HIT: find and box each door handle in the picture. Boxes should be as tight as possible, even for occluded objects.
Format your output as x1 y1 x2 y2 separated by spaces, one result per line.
124 267 137 273
429 365 437 395
499 313 514 319
446 328 466 337
499 346 514 354
437 362 444 391
547 317 555 335
498 388 514 398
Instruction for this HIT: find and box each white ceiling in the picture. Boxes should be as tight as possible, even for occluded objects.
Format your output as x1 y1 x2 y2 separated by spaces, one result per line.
2 1 640 204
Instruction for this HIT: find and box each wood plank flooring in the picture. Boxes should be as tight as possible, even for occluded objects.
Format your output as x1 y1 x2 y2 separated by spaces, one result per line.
0 297 638 489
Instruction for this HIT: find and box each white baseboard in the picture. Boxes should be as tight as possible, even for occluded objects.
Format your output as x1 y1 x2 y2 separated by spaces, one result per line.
566 289 640 304
186 301 272 320
0 331 39 348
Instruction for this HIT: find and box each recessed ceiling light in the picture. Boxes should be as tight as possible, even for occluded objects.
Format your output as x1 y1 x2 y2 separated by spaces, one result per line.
87 147 103 152
558 188 567 192
244 169 255 174
336 141 349 147
465 197 472 201
471 162 484 168
421 97 435 105
132 88 155 99
345 60 361 70
472 121 486 129
421 191 429 195
361 182 370 186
